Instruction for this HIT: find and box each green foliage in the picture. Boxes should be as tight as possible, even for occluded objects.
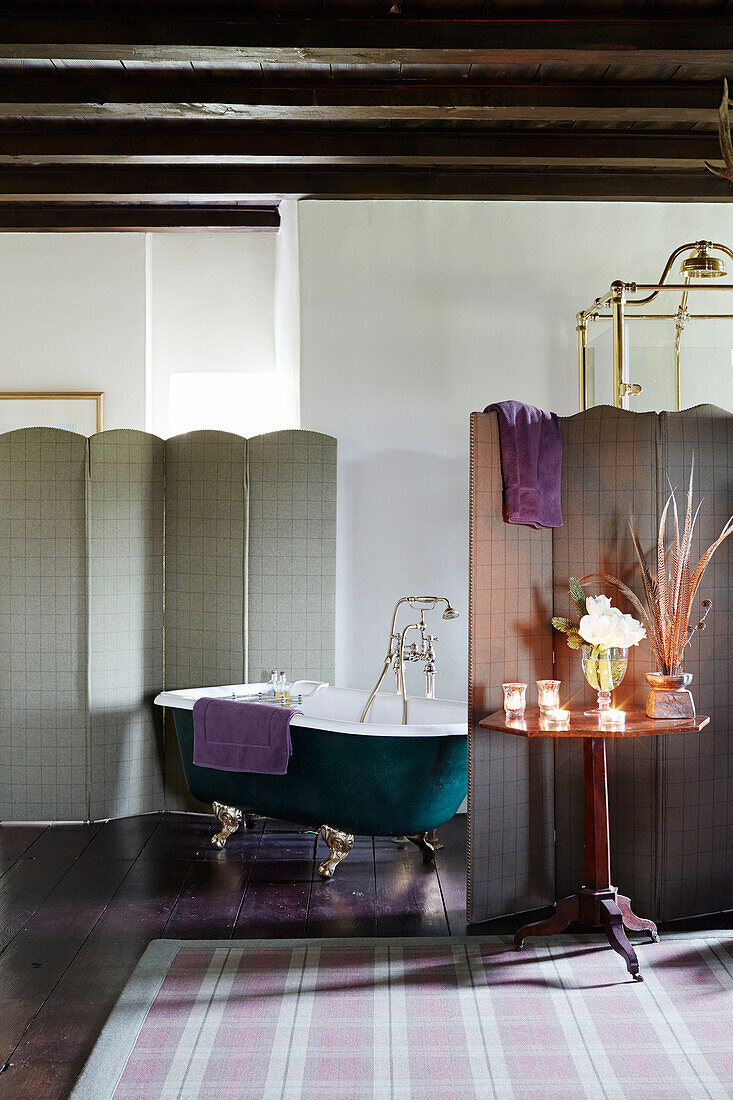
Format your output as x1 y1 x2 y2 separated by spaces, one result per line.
551 616 577 634
551 614 583 652
568 577 587 618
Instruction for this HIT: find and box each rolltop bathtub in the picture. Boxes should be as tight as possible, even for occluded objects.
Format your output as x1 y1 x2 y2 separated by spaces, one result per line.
154 682 467 879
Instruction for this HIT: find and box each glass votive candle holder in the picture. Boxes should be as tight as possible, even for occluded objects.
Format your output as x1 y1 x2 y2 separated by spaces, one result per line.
503 682 527 718
536 679 561 715
600 707 625 731
539 708 570 732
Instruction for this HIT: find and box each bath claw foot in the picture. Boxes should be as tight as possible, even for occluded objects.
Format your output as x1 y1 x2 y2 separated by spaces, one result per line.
406 832 438 864
211 801 242 849
318 825 354 880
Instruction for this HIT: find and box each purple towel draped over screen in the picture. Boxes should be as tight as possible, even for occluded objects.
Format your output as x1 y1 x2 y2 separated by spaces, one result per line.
484 400 563 529
192 698 302 775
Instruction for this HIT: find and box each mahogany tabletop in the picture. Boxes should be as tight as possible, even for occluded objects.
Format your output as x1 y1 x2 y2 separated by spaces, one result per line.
479 706 710 739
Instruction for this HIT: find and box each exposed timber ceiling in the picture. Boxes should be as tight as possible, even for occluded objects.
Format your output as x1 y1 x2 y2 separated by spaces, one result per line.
2 3 733 229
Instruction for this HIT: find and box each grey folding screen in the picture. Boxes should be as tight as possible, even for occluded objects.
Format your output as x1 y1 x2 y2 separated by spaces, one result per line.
88 431 166 821
164 432 248 810
552 407 659 915
0 426 337 822
467 412 555 922
469 403 733 923
165 432 248 691
247 431 337 685
0 429 88 821
656 407 733 918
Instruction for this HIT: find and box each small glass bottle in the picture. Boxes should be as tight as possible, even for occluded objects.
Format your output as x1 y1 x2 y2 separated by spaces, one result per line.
267 670 278 698
275 670 289 704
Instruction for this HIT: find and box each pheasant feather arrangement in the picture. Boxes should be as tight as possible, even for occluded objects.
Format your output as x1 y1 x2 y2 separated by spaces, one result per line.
584 464 733 676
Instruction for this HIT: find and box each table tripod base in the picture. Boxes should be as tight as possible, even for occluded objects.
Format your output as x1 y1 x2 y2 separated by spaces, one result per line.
514 888 657 981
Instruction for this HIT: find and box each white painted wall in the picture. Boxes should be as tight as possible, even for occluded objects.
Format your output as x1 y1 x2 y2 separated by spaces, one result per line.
0 234 147 429
297 200 733 701
274 201 301 429
147 232 278 437
0 231 283 437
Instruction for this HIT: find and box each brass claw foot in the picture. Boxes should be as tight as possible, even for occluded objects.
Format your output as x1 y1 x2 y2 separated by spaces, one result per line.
318 825 354 880
211 801 243 849
406 832 438 864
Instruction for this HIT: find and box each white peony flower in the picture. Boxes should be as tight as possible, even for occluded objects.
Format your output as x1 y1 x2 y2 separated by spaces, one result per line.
618 612 647 648
586 594 614 617
579 594 646 649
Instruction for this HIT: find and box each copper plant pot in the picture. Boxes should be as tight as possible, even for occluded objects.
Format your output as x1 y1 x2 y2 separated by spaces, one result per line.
645 672 696 719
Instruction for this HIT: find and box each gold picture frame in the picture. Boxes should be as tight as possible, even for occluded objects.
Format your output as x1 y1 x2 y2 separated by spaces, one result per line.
0 391 104 436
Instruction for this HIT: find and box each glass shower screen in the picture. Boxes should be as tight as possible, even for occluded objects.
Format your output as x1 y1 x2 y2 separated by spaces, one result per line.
578 242 733 415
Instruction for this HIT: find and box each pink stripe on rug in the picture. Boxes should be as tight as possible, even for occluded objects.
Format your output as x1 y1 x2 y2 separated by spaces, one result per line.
73 935 733 1100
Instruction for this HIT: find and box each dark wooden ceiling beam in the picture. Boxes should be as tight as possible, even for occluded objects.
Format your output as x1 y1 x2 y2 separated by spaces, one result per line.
0 202 280 230
0 126 719 168
0 81 721 123
1 16 733 66
0 164 729 201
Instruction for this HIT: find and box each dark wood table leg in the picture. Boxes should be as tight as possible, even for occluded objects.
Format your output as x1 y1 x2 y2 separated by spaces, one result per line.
583 736 643 980
514 736 656 980
616 894 659 942
514 894 579 948
600 898 643 981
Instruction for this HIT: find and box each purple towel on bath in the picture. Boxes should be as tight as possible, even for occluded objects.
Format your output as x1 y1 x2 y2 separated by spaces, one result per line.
484 400 563 529
192 698 301 775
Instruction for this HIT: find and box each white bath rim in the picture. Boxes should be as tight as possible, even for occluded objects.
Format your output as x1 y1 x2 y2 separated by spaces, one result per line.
154 683 467 739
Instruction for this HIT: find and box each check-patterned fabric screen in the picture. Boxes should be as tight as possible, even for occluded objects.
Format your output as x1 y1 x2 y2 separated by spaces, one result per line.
88 430 165 820
469 404 733 922
0 429 88 820
248 431 337 686
0 426 337 822
164 432 248 810
552 407 659 913
656 406 733 918
468 412 555 922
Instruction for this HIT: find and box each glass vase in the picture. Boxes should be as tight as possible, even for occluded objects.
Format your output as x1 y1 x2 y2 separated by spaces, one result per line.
581 645 628 714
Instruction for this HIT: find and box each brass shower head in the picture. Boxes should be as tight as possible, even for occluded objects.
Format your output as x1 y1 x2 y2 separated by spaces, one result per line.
681 243 727 279
442 604 459 620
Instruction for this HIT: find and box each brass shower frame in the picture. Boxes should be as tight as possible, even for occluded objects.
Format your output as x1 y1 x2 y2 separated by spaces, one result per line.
577 241 733 413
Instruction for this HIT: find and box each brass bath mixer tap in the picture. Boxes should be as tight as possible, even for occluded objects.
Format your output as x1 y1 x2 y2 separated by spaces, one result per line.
359 596 459 725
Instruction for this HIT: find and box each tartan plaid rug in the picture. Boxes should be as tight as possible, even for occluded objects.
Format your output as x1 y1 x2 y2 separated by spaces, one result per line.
72 935 733 1099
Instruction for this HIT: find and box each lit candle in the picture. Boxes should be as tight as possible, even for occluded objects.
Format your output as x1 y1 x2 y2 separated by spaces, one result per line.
600 708 625 730
542 707 570 729
502 682 527 718
536 679 561 715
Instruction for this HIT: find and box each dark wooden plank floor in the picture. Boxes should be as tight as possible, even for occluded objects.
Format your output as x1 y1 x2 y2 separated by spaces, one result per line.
0 811 730 1099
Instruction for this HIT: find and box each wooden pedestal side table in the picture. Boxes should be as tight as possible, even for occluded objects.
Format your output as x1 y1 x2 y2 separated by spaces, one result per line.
479 706 709 981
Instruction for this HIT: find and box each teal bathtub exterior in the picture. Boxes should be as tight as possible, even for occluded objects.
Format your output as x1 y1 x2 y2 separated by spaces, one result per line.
171 707 467 837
